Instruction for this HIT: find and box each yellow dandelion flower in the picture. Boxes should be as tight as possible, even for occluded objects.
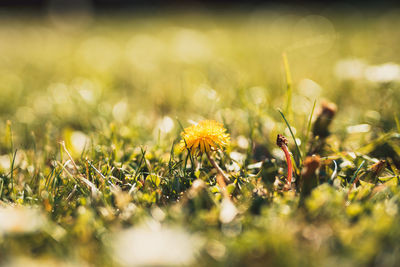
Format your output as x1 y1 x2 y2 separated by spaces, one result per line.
181 120 230 155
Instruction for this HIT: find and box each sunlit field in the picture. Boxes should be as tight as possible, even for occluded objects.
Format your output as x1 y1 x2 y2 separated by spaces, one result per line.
1 9 400 267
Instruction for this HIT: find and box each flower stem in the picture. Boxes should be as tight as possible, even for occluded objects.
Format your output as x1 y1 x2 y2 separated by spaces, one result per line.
206 151 230 196
276 134 293 190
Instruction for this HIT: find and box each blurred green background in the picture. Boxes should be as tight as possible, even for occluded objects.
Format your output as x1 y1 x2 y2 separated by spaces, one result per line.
1 10 400 152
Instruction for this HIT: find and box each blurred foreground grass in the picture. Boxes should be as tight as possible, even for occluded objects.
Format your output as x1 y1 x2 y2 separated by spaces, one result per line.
1 10 400 267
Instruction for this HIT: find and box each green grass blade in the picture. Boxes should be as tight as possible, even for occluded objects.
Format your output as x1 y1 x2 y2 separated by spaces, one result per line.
395 113 400 133
282 53 293 117
350 160 366 184
5 120 14 152
176 118 195 174
278 109 302 166
168 140 176 176
133 148 147 180
0 178 3 199
303 99 316 154
10 149 17 194
330 160 338 184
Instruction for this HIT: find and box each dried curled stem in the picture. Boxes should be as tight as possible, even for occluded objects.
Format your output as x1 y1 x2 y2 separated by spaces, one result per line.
277 134 293 190
206 151 230 198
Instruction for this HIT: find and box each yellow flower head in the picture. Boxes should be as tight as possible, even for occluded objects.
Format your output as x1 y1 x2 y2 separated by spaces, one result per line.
181 120 230 155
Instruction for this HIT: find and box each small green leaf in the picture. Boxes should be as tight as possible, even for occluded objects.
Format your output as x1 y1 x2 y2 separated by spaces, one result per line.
147 174 161 187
